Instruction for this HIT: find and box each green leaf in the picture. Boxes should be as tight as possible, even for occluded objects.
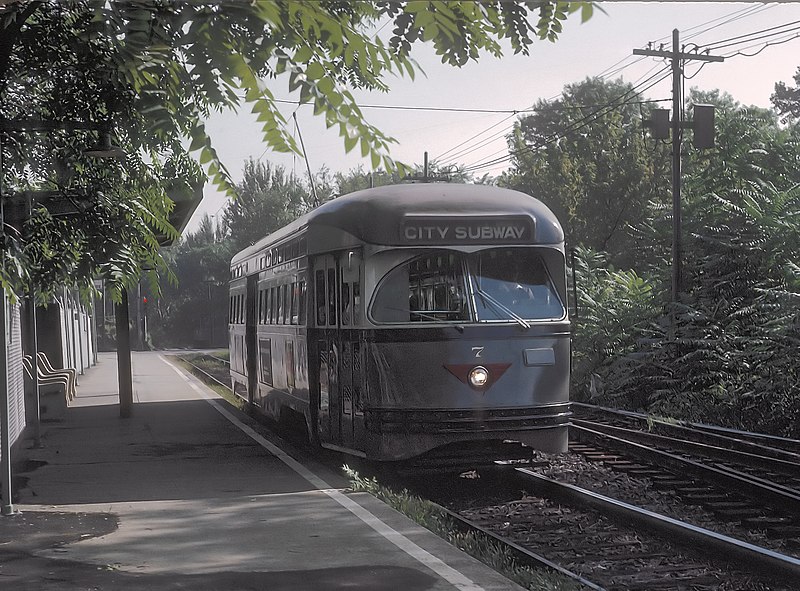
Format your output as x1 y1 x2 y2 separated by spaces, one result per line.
306 61 325 80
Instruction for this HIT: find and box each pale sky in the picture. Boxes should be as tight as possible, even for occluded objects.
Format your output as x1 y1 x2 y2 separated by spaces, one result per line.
188 1 800 231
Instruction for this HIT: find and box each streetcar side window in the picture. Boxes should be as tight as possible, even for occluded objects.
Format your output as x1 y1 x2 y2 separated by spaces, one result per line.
315 270 326 325
327 268 336 326
298 281 307 326
341 281 351 326
291 281 299 325
283 284 290 324
277 285 284 324
260 339 273 385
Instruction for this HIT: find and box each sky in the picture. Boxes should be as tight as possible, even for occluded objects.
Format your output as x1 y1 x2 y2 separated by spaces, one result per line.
187 1 800 232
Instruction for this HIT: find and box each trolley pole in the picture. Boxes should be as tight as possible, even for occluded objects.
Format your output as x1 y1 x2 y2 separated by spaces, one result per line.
634 30 723 321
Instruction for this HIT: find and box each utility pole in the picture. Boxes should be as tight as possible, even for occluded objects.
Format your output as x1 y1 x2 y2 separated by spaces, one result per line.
634 30 723 313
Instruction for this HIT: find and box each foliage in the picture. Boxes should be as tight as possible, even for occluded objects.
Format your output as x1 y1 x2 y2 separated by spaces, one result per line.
77 0 597 194
580 93 800 438
151 214 232 348
499 77 671 267
0 1 195 301
1 0 594 304
772 64 800 121
223 159 316 251
569 247 659 404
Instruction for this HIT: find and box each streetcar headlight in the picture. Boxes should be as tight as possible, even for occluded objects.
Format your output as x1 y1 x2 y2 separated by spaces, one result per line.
469 366 490 388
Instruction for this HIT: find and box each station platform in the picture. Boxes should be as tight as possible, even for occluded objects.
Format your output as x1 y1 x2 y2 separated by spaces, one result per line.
2 351 523 590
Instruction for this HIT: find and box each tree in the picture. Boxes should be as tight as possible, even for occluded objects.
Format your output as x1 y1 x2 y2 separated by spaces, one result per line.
772 65 800 121
1 0 596 300
223 159 312 251
152 214 233 347
499 77 670 266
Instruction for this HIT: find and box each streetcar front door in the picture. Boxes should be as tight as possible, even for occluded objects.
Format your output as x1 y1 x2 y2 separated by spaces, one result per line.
313 251 363 452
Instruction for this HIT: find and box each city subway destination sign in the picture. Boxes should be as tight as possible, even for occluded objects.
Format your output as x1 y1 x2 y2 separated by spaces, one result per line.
400 215 534 245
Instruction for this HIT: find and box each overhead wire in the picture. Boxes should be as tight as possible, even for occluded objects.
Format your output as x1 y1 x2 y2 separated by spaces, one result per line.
440 97 667 163
435 4 783 170
699 19 800 50
681 4 775 41
447 6 793 174
718 30 800 59
436 58 669 167
459 67 672 174
449 59 672 169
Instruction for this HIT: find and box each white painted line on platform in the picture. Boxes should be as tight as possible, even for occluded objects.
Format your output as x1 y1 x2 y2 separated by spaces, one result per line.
161 355 485 591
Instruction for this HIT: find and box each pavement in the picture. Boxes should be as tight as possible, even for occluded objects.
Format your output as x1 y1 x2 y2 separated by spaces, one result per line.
1 351 524 591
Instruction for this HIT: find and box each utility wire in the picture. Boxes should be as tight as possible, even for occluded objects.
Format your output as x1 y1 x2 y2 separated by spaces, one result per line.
440 97 667 164
459 68 672 173
700 19 800 50
462 69 672 172
449 60 672 170
438 58 669 167
720 30 800 59
440 6 783 174
682 4 775 41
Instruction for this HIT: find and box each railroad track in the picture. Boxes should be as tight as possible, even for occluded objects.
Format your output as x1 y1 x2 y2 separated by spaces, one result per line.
175 353 231 391
429 467 800 590
566 403 800 557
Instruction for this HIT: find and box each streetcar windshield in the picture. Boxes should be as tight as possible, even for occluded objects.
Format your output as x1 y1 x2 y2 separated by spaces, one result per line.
470 249 564 322
370 248 564 324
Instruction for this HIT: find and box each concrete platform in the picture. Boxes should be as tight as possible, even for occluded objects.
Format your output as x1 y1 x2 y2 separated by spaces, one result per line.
3 351 524 590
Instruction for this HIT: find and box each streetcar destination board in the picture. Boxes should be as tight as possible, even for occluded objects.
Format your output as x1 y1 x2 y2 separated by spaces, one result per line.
400 215 534 245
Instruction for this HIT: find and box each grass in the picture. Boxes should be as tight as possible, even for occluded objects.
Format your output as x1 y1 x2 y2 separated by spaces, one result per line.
345 467 583 591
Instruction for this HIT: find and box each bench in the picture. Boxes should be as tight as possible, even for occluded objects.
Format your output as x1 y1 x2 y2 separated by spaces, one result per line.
22 356 69 419
37 352 77 401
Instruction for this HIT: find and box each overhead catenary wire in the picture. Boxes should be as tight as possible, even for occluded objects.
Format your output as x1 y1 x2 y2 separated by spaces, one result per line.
440 98 667 164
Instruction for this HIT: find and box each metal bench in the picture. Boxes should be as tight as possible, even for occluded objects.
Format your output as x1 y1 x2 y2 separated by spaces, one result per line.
22 356 69 418
37 352 77 401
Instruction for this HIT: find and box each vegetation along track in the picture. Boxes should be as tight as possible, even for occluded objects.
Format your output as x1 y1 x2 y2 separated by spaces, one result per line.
416 465 800 590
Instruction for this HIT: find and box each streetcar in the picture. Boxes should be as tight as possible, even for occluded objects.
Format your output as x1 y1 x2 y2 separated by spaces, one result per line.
229 183 571 461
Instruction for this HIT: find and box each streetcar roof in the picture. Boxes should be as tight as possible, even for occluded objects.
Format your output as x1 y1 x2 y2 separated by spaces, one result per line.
231 183 563 268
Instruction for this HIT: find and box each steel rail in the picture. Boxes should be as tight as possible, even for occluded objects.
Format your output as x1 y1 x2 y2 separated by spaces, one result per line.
207 354 231 367
572 402 800 463
438 504 605 591
573 418 800 478
176 355 233 392
690 422 800 454
514 468 800 583
572 424 800 516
